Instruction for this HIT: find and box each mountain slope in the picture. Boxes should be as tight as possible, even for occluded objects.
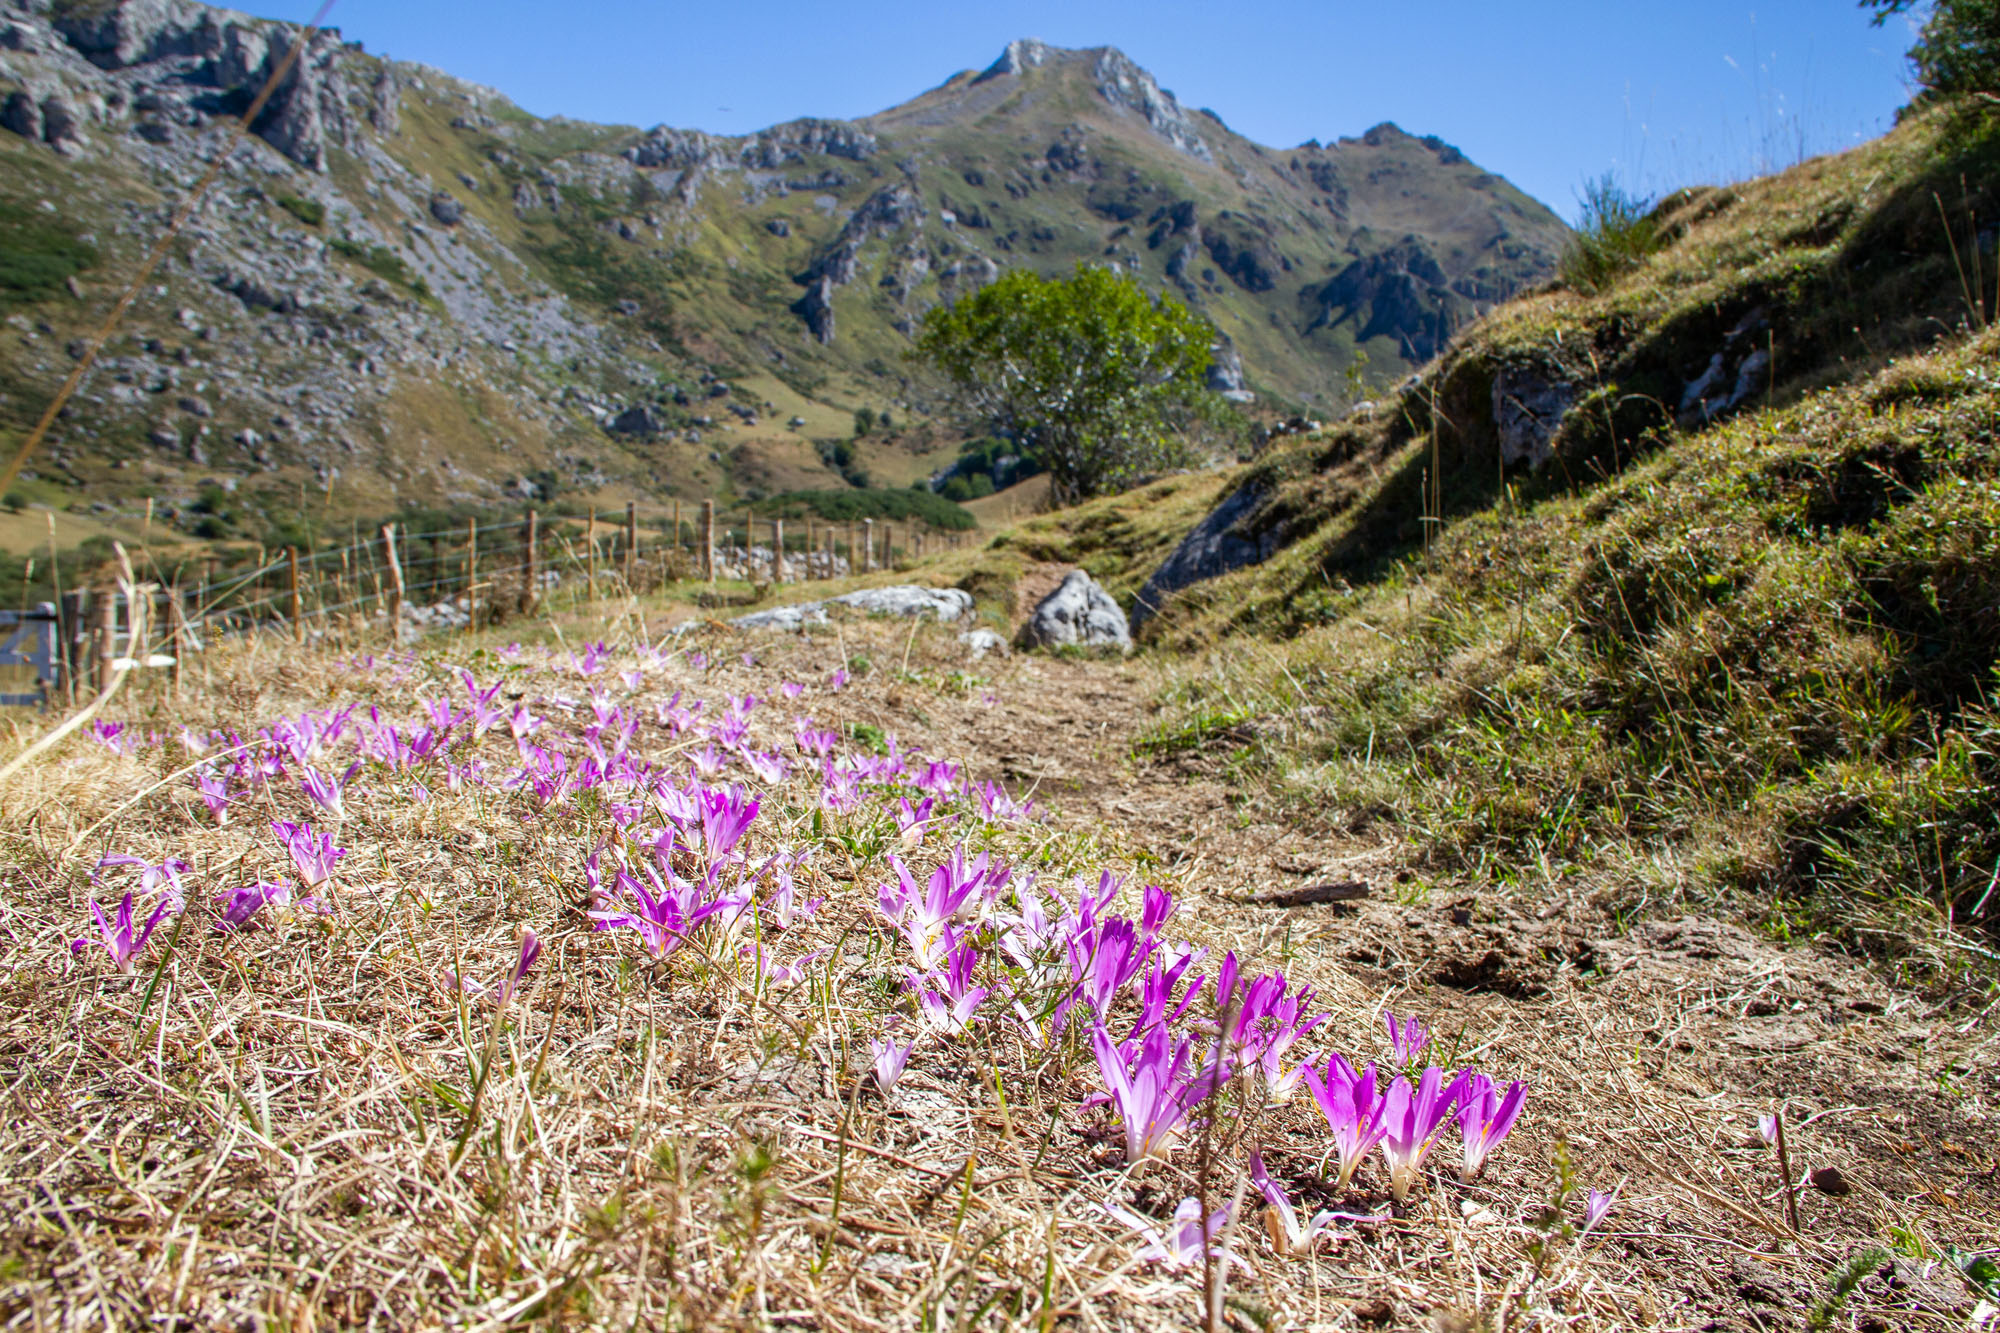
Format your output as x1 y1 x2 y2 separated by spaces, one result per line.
0 1 1565 541
1102 103 2000 954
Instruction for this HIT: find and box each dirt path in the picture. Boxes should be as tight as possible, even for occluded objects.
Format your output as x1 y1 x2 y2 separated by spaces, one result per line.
899 641 1999 1330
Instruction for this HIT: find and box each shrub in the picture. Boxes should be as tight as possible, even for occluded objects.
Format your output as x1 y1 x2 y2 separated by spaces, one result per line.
1557 175 1662 294
276 194 325 227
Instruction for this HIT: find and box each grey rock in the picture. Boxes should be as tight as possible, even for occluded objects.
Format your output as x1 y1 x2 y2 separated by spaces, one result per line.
40 95 82 153
729 585 974 632
148 424 180 450
958 628 1007 659
2 90 43 142
831 586 972 621
764 217 790 237
1131 482 1277 625
1492 365 1577 469
1024 569 1130 651
429 191 463 226
177 396 212 418
609 404 662 436
797 274 836 344
216 271 298 315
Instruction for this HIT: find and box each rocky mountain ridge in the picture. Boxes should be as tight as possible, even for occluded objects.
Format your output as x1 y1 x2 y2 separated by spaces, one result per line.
0 0 1568 540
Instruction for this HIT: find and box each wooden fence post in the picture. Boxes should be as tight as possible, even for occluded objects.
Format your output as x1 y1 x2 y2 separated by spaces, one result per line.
624 501 637 588
773 517 785 584
93 588 116 695
522 510 540 613
465 516 478 637
701 500 716 583
167 584 187 699
586 507 598 602
287 547 303 644
862 518 875 573
382 524 405 640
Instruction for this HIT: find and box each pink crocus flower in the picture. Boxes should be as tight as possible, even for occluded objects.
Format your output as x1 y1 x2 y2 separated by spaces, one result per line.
215 881 292 931
271 819 345 890
1249 1152 1380 1256
1090 1022 1228 1163
299 761 362 820
1097 1196 1242 1272
1376 1066 1471 1202
870 1036 914 1093
1301 1053 1388 1189
780 681 805 700
1456 1072 1528 1181
827 668 849 691
72 891 171 973
1582 1185 1620 1235
94 853 192 912
1383 1011 1430 1065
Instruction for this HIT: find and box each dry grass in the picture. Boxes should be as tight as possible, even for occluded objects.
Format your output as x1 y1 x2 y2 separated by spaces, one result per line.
0 599 1990 1331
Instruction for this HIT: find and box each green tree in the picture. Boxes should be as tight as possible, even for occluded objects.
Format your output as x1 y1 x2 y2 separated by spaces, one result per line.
1867 0 2000 101
915 265 1218 503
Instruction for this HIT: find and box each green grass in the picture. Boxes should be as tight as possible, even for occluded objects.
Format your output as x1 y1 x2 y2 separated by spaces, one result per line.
328 237 429 297
0 201 97 310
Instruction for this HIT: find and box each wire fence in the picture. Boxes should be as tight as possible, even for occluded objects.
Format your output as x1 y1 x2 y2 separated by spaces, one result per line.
0 502 978 707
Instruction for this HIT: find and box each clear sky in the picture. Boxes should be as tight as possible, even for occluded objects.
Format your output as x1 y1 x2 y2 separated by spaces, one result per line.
293 0 1917 219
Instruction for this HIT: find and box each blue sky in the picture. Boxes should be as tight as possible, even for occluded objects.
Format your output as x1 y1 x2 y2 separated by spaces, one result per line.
298 1 1916 218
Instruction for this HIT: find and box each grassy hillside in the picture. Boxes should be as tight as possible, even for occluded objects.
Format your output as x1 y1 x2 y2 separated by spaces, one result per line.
1113 105 2000 968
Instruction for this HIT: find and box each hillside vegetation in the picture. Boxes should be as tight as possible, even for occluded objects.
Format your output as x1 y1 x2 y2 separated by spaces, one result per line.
1110 105 2000 966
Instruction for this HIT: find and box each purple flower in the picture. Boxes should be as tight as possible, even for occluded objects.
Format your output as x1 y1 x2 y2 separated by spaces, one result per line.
972 780 1032 823
878 848 998 968
1090 1022 1228 1163
1068 914 1151 1017
827 668 849 691
697 784 760 864
590 866 725 958
1377 1066 1471 1202
621 667 644 692
870 1036 914 1093
689 743 728 780
215 881 292 931
895 795 939 848
1098 1196 1241 1272
1383 1011 1429 1065
741 749 789 785
1456 1072 1527 1181
686 650 707 671
795 725 839 757
91 720 133 756
73 891 170 973
761 868 823 929
909 938 992 1034
271 819 346 890
94 853 192 912
1756 1113 1780 1145
741 943 827 989
299 760 362 819
1250 1152 1379 1256
1582 1185 1620 1235
780 681 805 700
1301 1053 1388 1189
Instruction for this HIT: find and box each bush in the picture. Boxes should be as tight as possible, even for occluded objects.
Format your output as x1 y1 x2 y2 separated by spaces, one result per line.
276 194 325 227
1558 175 1662 294
753 488 978 530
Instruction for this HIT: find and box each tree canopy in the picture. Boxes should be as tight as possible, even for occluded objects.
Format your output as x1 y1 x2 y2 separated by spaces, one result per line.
914 266 1220 503
1868 0 2000 101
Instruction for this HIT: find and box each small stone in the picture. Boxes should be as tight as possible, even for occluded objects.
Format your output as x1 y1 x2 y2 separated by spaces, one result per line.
1808 1166 1851 1196
1023 569 1131 652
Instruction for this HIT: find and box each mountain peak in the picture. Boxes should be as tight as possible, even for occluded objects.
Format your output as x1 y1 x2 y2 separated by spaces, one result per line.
978 38 1057 80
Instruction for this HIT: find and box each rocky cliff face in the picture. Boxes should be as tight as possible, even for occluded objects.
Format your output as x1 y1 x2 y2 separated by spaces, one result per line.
0 4 1567 539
